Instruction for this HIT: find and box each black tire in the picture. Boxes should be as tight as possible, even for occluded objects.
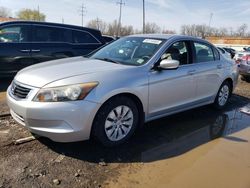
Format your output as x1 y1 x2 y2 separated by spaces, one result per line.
213 81 232 109
241 75 247 81
92 96 139 147
241 75 250 82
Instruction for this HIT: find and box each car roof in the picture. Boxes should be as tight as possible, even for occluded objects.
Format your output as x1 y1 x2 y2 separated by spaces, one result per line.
0 20 106 43
128 34 201 40
0 20 101 33
126 34 213 45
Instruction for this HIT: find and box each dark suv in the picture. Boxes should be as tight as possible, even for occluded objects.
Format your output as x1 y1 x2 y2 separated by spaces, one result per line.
0 21 106 77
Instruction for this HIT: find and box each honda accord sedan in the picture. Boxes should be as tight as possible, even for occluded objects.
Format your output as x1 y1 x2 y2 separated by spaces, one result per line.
7 34 239 146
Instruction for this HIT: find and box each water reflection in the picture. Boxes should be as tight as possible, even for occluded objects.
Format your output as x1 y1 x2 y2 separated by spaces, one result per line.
39 105 250 163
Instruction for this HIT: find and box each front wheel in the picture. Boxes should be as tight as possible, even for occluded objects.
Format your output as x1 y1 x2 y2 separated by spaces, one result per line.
92 96 139 147
213 81 232 109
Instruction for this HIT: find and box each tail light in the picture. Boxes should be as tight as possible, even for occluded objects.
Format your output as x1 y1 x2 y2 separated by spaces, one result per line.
242 55 250 65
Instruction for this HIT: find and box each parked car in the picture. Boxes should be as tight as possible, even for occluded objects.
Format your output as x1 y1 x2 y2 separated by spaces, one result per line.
217 47 231 59
0 21 106 77
243 47 250 51
7 34 239 146
102 35 116 43
234 51 250 61
223 47 236 59
238 55 250 81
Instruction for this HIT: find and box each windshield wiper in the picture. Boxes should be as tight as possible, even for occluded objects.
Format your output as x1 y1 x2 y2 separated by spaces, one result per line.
95 57 121 64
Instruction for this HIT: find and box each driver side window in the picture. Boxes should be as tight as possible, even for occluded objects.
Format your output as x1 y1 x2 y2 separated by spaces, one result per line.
161 41 189 65
0 25 29 43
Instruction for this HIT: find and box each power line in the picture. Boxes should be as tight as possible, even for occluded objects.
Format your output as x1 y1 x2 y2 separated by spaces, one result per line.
116 0 125 37
78 2 87 27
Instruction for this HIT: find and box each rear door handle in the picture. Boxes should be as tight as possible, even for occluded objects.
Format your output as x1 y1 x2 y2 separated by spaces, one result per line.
20 49 30 53
31 49 41 52
217 64 223 69
187 70 196 75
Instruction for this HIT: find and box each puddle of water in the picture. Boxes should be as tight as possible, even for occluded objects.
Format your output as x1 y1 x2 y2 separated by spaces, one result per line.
0 92 6 102
106 106 250 188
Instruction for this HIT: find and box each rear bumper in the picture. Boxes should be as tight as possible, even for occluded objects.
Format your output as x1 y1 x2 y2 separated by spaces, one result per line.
239 63 250 76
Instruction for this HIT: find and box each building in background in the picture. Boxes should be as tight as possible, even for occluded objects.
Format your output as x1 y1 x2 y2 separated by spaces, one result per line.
0 17 19 23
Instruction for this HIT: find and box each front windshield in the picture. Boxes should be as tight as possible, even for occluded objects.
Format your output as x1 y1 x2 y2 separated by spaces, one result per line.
90 37 165 66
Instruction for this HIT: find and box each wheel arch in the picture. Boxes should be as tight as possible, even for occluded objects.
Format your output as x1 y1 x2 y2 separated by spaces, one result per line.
90 92 145 138
223 77 234 96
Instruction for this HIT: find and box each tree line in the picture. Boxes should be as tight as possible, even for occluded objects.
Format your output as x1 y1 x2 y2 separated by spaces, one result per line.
0 6 46 22
1 6 249 37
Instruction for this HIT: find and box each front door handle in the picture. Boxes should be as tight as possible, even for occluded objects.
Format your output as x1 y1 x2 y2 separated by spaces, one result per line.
187 70 196 75
217 64 223 69
31 49 41 52
20 49 30 53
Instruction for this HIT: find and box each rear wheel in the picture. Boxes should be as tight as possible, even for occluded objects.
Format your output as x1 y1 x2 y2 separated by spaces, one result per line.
213 81 232 109
92 96 139 147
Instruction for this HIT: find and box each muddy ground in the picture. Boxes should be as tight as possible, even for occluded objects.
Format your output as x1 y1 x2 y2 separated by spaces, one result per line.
0 78 250 188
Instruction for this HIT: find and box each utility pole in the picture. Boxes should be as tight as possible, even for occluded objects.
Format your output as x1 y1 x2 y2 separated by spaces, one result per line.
62 17 64 24
79 2 87 27
208 13 213 28
143 0 145 34
37 5 40 21
207 13 213 37
116 0 125 37
95 17 101 30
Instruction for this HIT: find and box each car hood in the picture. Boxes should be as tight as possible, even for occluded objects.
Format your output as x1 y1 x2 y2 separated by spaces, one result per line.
15 56 127 88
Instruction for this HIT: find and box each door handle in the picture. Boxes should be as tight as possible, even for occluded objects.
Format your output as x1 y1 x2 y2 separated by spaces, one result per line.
217 64 223 69
187 70 196 75
20 49 30 53
31 49 41 52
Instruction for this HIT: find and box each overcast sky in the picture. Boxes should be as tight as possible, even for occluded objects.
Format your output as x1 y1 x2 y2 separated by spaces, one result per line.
1 0 250 33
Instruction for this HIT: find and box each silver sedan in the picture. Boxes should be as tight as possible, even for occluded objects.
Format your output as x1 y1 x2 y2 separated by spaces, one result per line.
7 34 239 146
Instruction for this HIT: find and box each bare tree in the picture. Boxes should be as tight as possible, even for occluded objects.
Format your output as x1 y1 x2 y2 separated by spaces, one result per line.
162 29 176 34
0 6 11 17
237 24 248 37
106 20 119 36
86 18 107 34
181 24 207 38
144 22 161 34
120 25 134 36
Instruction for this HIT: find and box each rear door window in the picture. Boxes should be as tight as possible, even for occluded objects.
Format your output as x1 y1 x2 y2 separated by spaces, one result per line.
33 25 72 43
194 42 215 63
213 47 220 60
0 25 29 43
73 30 100 44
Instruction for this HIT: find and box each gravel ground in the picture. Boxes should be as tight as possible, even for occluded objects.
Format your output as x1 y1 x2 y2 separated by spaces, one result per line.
0 77 249 188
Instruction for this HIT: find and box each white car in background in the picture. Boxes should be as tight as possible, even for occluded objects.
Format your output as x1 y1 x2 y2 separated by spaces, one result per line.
217 47 232 59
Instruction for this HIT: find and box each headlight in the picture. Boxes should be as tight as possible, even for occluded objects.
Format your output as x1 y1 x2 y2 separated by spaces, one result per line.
33 82 98 102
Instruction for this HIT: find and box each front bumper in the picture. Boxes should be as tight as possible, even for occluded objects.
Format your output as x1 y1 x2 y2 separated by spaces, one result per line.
7 86 101 142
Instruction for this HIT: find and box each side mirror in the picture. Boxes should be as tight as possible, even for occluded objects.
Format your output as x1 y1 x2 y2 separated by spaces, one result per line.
243 47 247 51
159 59 180 70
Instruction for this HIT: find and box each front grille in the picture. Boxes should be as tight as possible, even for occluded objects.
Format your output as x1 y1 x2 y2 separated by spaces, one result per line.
11 82 31 99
